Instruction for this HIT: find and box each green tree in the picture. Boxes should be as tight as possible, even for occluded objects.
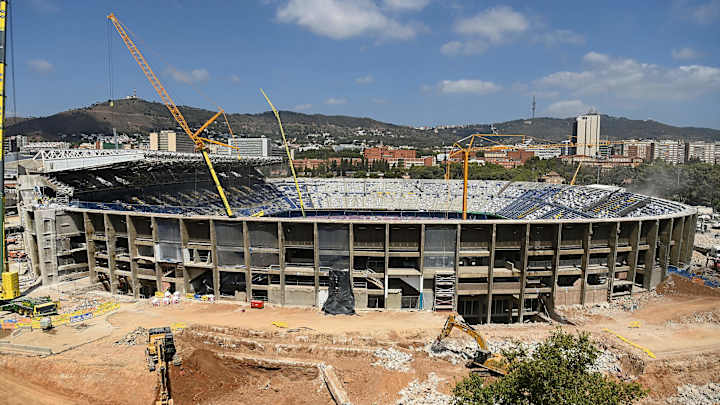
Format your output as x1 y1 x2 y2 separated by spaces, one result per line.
452 329 646 405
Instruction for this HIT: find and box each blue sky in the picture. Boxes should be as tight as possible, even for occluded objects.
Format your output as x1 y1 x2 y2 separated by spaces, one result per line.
11 0 720 129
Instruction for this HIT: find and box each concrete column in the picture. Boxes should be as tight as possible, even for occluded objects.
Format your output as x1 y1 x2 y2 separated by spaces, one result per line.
486 224 496 324
657 219 673 284
209 219 220 299
643 220 659 290
104 213 117 295
550 223 562 306
83 212 97 284
348 223 354 288
127 214 139 298
681 214 697 264
243 221 252 301
580 223 591 305
313 222 320 306
607 222 619 299
278 222 286 306
384 223 389 305
151 217 162 293
627 221 642 294
518 223 530 323
179 219 190 295
454 224 461 312
669 216 685 266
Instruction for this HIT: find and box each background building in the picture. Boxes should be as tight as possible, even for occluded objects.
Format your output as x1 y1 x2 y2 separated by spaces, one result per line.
149 130 195 153
572 113 601 157
685 141 720 164
227 136 274 158
651 140 685 164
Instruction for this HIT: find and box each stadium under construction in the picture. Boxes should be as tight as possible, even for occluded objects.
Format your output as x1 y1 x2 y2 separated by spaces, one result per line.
16 149 697 324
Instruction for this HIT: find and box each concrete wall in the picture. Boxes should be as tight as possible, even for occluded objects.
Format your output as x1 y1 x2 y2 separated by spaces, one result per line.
23 205 697 323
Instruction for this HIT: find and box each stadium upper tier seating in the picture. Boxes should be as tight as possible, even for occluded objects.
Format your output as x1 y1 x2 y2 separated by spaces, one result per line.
58 172 688 219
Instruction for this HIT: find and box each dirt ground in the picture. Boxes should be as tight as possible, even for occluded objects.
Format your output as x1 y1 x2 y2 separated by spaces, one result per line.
0 274 718 404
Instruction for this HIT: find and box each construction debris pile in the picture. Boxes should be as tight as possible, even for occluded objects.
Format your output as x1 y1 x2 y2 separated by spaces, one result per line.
396 372 451 405
372 347 413 372
114 327 147 346
425 337 622 375
666 382 720 405
666 310 720 327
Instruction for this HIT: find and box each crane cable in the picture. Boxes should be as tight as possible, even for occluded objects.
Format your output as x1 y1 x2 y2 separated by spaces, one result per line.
260 89 306 218
8 0 15 120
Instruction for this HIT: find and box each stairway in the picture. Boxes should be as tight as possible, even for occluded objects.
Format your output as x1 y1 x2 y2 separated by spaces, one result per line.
434 271 455 310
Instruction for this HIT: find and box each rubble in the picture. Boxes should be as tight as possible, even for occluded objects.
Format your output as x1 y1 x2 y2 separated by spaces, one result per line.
426 338 623 375
666 382 720 405
372 347 413 372
396 372 451 405
114 327 147 346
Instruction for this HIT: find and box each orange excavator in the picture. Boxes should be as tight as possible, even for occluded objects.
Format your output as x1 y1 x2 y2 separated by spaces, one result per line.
433 313 507 376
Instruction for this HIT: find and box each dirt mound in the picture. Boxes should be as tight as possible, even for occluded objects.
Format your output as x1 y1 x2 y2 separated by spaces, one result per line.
657 274 720 297
170 349 331 404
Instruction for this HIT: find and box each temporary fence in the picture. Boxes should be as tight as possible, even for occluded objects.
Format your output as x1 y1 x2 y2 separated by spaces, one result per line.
1 301 120 330
667 265 720 288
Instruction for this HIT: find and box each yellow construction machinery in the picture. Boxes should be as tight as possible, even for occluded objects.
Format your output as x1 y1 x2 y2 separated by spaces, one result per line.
433 313 507 376
569 161 583 186
146 327 180 405
107 13 235 217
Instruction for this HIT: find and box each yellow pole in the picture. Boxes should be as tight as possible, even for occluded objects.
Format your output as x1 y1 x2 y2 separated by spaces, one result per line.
260 89 306 217
462 149 469 220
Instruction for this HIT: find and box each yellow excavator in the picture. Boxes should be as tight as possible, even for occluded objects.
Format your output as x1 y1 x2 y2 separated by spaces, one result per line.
146 327 180 405
433 313 507 376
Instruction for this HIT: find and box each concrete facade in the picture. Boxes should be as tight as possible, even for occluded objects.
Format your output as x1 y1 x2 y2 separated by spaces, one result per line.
22 207 697 324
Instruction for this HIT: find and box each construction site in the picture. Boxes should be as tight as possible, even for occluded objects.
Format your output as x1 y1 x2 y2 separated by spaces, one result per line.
1 5 720 405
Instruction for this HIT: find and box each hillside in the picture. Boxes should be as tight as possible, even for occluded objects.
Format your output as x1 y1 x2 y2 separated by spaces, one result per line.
7 98 720 145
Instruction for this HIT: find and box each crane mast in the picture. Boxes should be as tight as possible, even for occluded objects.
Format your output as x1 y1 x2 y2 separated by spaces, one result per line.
107 13 234 217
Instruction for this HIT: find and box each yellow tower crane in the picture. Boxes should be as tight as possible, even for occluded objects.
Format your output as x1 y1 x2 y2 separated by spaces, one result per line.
107 13 234 217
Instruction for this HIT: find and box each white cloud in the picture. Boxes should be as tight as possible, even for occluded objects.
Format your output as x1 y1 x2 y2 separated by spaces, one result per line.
672 47 701 60
535 29 585 46
325 97 347 105
440 40 487 56
27 59 54 74
438 79 501 95
166 67 210 84
444 7 581 56
383 0 429 11
277 0 418 40
536 52 720 101
294 103 312 111
355 75 374 84
690 0 720 24
545 100 591 117
583 51 610 64
454 6 529 43
230 74 241 83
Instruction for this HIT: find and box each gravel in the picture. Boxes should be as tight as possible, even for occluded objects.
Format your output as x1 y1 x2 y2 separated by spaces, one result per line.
114 327 147 346
396 372 451 405
372 347 413 372
666 382 720 405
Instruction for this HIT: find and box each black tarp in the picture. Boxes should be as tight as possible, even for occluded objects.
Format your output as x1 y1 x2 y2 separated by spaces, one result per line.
322 270 355 315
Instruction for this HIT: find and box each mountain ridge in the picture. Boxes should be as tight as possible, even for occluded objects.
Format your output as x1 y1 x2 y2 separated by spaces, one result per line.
7 98 720 145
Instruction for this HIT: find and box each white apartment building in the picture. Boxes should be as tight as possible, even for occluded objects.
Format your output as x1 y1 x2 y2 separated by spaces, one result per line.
572 113 601 157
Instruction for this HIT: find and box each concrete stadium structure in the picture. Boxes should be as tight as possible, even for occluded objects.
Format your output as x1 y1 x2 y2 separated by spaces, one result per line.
17 150 697 323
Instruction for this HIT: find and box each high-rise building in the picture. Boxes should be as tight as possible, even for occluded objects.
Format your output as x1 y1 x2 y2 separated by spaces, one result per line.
620 140 653 161
685 141 720 164
227 136 273 158
571 113 601 157
651 140 685 164
149 130 195 153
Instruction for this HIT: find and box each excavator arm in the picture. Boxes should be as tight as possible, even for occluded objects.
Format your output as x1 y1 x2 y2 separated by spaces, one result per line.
107 13 234 217
434 313 507 376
